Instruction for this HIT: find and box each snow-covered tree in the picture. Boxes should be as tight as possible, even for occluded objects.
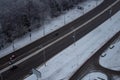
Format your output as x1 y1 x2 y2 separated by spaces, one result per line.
0 0 86 50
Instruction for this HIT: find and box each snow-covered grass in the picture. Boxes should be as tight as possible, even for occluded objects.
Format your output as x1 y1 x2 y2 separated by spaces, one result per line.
99 37 120 71
0 0 103 58
24 9 120 80
113 76 120 80
81 72 108 80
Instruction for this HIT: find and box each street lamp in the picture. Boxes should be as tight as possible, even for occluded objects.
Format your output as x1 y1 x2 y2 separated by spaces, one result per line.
43 49 47 66
12 40 15 51
42 11 45 37
64 14 65 25
43 25 45 36
82 7 84 15
28 28 32 41
71 27 76 46
73 32 76 46
109 8 112 20
96 0 98 6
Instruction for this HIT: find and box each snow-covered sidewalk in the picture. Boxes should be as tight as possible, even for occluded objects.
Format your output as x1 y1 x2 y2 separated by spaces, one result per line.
25 9 120 80
0 0 103 58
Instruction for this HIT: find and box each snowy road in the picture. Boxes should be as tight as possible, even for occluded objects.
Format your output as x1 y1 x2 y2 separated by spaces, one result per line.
0 0 120 80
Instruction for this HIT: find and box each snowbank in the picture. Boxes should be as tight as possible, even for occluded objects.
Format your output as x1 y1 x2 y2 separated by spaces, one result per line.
99 38 120 71
81 72 108 80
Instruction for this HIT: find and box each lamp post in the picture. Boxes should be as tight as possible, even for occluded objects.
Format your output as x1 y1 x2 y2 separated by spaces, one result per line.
73 31 76 46
28 28 31 41
96 0 98 6
71 27 76 46
30 32 31 41
43 49 46 66
43 25 45 36
64 14 65 25
42 10 45 37
13 40 15 51
82 8 84 15
109 8 112 20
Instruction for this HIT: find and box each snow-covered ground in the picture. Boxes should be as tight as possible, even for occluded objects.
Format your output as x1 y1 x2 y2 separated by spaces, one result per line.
99 37 120 71
0 0 103 58
24 9 120 80
81 72 108 80
113 76 120 80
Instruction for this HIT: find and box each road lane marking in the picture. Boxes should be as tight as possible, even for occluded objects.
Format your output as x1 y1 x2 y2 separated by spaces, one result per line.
0 0 120 74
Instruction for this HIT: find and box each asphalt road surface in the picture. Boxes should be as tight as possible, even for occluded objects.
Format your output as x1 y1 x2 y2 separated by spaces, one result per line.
0 0 120 80
70 31 120 80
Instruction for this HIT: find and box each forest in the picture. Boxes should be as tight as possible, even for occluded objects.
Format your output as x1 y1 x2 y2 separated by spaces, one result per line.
0 0 84 49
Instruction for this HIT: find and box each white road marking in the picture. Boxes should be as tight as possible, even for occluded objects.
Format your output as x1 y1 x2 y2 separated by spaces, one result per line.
0 0 120 74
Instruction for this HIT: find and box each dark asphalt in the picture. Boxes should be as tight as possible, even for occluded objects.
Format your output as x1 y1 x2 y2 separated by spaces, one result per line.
69 31 120 80
0 0 116 66
0 0 120 80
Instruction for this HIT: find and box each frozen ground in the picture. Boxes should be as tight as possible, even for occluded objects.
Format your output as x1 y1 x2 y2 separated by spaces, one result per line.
99 37 120 71
113 76 120 80
24 9 120 80
0 0 103 58
81 72 108 80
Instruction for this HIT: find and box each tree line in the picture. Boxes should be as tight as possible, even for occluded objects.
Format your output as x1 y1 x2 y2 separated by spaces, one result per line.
0 0 84 49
